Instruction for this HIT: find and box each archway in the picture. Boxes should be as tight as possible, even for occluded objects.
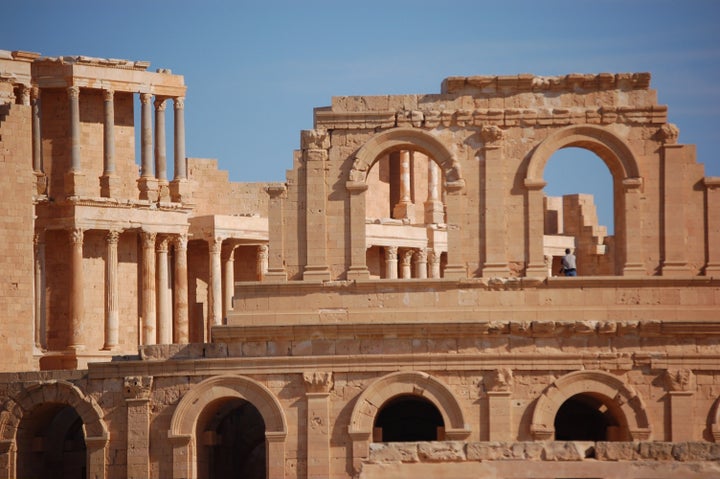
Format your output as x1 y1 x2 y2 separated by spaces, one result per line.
346 128 466 280
374 394 444 442
530 370 651 441
347 371 469 473
525 125 644 276
168 375 287 479
554 393 624 441
0 380 108 479
544 147 615 276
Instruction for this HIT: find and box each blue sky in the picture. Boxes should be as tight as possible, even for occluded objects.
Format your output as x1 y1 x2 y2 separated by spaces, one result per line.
4 0 719 233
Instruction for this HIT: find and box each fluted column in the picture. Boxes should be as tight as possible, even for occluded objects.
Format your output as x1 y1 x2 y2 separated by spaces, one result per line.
170 97 190 202
173 234 189 343
257 244 268 280
393 150 415 221
222 243 237 320
400 249 413 279
156 237 172 344
415 248 428 279
140 231 157 345
154 97 169 201
103 230 120 350
424 160 444 224
100 89 118 197
65 86 84 196
31 87 46 195
68 228 85 350
385 246 398 279
33 232 46 350
208 236 223 339
138 93 158 201
428 249 441 279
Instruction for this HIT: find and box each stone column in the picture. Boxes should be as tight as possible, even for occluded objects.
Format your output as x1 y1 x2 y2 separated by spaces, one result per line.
84 436 108 479
173 234 189 343
68 228 85 350
33 232 46 350
265 185 287 282
428 249 441 279
481 126 510 276
664 369 695 441
385 246 398 279
622 178 645 275
424 160 444 224
400 249 413 279
140 231 157 345
124 376 153 479
103 230 120 350
30 87 46 195
100 89 119 198
303 372 333 479
302 129 331 281
346 181 370 279
156 237 172 345
486 369 513 441
170 97 191 202
154 97 169 201
222 243 237 320
65 86 84 196
257 244 268 281
524 179 548 277
703 177 720 275
393 150 415 221
443 181 467 279
138 93 158 200
660 137 691 275
208 236 223 338
415 248 428 279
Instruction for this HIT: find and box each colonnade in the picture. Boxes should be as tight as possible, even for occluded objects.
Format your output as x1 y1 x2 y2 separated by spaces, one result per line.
390 150 444 224
383 246 442 279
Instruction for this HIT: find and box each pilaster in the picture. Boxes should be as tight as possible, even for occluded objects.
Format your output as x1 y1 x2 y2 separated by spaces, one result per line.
660 135 691 276
664 369 696 441
481 125 510 277
346 181 370 280
124 376 153 479
265 185 288 282
303 372 333 479
704 177 720 275
622 177 645 275
485 368 513 441
302 129 332 281
442 180 467 279
524 178 548 277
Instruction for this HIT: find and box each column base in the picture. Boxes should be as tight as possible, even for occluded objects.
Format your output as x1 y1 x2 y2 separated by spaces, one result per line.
158 180 170 202
443 264 467 280
137 177 159 201
170 178 193 203
525 263 548 279
34 171 47 195
64 171 85 197
347 266 370 280
482 262 511 278
392 202 416 223
100 174 120 198
424 201 444 224
661 261 692 277
303 265 331 282
704 263 720 276
264 269 287 283
622 262 646 276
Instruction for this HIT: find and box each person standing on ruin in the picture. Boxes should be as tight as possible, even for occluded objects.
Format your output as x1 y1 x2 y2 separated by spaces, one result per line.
561 248 577 276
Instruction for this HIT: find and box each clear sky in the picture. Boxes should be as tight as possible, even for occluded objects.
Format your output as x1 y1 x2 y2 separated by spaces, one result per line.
4 0 719 234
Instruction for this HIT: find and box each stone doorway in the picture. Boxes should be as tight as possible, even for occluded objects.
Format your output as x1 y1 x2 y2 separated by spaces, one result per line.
373 394 445 442
16 403 87 479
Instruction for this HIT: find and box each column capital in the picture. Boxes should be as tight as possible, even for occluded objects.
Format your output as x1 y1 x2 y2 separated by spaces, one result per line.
106 229 121 244
303 371 333 394
400 249 413 265
103 88 114 102
266 184 287 198
173 96 185 109
124 375 153 400
385 245 398 259
154 97 167 111
208 235 224 254
156 235 170 253
486 368 514 393
174 233 188 250
67 85 80 99
30 85 40 101
140 92 152 104
140 230 157 247
70 227 84 245
622 177 643 191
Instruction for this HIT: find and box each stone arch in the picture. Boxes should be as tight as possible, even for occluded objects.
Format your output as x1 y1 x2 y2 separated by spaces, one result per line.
168 374 287 479
347 371 470 473
348 127 464 188
523 124 644 276
530 370 651 441
0 380 108 479
710 395 720 442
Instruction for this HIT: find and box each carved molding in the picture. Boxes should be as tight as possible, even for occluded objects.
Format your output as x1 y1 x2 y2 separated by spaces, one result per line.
303 371 333 394
123 375 153 400
301 128 330 150
664 368 695 392
486 368 514 392
656 123 679 144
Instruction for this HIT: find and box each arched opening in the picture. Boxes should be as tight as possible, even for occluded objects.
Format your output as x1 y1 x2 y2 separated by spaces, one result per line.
16 403 87 479
554 391 632 442
544 147 615 276
373 394 444 442
365 149 447 279
196 397 266 479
